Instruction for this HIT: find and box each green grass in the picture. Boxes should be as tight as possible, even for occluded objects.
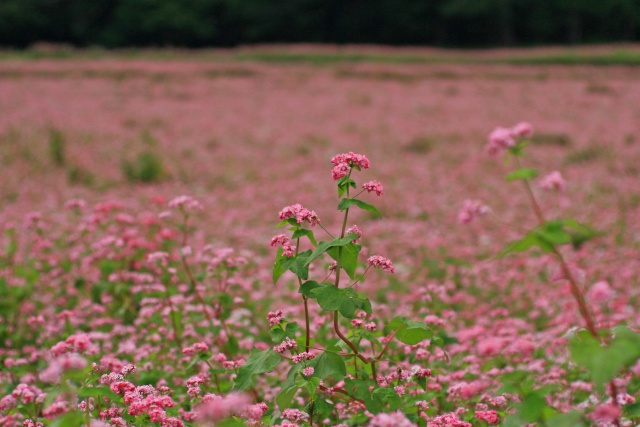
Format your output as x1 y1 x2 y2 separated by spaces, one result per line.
2 45 640 66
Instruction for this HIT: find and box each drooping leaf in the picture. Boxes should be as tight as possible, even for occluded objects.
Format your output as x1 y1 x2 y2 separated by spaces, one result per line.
292 229 317 246
327 243 361 279
337 198 382 218
311 352 347 380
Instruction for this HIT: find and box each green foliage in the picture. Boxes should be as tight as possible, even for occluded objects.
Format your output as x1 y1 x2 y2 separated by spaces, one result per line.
505 167 539 182
337 198 382 218
388 316 434 345
307 282 372 318
122 151 165 183
234 348 282 390
500 219 599 257
48 128 66 167
569 326 640 392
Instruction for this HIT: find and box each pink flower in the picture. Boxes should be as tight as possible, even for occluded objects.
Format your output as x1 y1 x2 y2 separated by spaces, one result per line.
331 152 370 180
540 171 566 192
302 367 314 377
511 122 534 138
281 242 296 258
345 225 362 242
458 199 490 224
278 204 320 226
589 402 621 423
477 337 507 357
332 162 351 180
196 393 251 422
367 255 395 273
362 180 384 196
368 411 415 427
266 310 283 326
588 281 614 303
475 410 500 424
168 195 203 211
270 234 289 247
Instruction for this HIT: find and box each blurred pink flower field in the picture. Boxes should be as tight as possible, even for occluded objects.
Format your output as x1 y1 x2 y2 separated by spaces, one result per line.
1 53 640 426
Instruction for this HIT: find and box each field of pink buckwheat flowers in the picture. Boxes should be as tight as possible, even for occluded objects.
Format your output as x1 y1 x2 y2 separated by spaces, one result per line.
1 51 640 427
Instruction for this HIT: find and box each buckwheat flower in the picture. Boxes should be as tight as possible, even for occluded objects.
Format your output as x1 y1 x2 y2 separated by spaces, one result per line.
267 310 283 326
291 352 315 363
394 385 405 397
345 225 362 243
302 367 314 377
458 199 490 225
168 195 203 211
589 403 621 423
511 121 534 138
588 280 614 303
332 162 351 180
539 171 566 192
281 242 296 258
147 251 170 265
367 255 395 273
364 322 377 331
282 409 309 423
485 126 516 156
273 337 297 354
415 401 429 411
278 204 320 226
475 410 499 424
362 180 384 196
270 234 290 247
196 393 251 422
331 152 370 169
368 411 415 427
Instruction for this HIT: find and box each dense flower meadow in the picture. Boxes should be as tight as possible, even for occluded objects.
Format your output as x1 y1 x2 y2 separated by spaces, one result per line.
1 56 640 426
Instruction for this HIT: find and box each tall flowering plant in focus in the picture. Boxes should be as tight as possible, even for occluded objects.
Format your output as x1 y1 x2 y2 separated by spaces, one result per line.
468 123 640 427
233 152 447 426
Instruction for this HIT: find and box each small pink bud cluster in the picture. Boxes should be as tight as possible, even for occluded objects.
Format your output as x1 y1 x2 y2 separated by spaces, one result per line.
458 199 490 225
278 204 320 227
181 342 209 356
369 411 415 427
168 195 203 211
362 180 384 196
485 122 533 155
282 408 309 423
427 412 472 427
267 310 283 326
196 393 251 422
273 337 297 354
367 255 395 273
345 225 362 243
270 234 296 257
331 152 370 180
539 171 566 192
415 368 432 379
475 410 500 425
291 352 315 363
302 367 315 377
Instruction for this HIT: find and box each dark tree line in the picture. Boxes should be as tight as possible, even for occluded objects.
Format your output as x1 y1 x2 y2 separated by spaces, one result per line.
1 0 639 48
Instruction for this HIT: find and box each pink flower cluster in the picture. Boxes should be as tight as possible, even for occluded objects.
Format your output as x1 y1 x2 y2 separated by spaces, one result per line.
458 199 490 224
485 122 533 155
181 342 209 356
427 412 472 427
278 204 320 227
345 225 362 243
282 408 309 423
273 337 297 353
331 152 370 180
291 352 315 363
362 180 384 196
270 234 296 257
196 393 251 422
167 195 203 211
475 410 499 424
539 171 566 192
368 411 415 427
367 255 395 273
267 310 283 326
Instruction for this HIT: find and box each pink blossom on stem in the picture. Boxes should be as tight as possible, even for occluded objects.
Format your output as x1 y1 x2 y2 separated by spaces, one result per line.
278 204 320 227
458 199 490 225
367 255 395 273
511 122 534 138
362 180 384 196
345 225 362 243
539 171 566 192
168 196 203 212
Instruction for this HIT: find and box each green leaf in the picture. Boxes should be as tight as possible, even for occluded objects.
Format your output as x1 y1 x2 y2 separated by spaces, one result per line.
388 316 433 345
536 220 572 246
234 348 282 390
547 411 586 427
344 378 382 414
372 387 403 410
337 198 382 218
506 168 539 182
337 177 357 198
292 229 317 246
518 392 548 422
305 234 359 267
276 218 299 228
273 247 293 284
50 412 86 427
299 281 321 297
276 364 302 409
626 402 640 417
290 249 312 280
327 243 361 279
311 352 347 380
309 284 364 319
